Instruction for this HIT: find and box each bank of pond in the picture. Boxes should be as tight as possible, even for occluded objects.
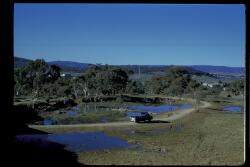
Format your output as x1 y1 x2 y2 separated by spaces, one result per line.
15 123 184 153
41 103 193 125
14 95 244 125
223 106 243 113
41 103 244 125
15 132 136 153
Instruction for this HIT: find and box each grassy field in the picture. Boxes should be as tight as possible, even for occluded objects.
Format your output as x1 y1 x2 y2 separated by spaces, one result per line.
78 109 244 165
34 97 244 165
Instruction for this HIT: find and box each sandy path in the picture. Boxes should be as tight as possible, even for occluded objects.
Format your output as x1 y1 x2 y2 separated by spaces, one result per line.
29 101 211 129
159 101 211 121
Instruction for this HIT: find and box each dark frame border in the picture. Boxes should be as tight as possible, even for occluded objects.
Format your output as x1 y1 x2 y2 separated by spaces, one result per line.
0 0 248 166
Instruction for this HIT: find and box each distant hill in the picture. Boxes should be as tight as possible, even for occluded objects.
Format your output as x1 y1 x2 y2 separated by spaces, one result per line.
14 57 245 76
117 65 207 75
189 65 245 76
117 65 167 74
48 61 91 72
14 56 32 68
14 57 91 72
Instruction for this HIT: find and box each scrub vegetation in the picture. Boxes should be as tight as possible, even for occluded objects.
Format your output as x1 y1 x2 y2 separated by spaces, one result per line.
14 59 245 165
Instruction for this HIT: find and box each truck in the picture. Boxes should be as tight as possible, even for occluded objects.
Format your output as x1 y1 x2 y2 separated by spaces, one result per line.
129 112 153 123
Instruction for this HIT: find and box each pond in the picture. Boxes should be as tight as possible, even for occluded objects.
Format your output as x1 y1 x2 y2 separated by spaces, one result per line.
127 104 192 117
61 103 127 118
223 106 243 113
42 103 192 125
67 111 77 117
15 132 137 153
67 106 80 117
43 117 57 125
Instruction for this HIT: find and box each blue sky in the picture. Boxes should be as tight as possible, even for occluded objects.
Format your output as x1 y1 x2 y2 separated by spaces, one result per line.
14 4 245 67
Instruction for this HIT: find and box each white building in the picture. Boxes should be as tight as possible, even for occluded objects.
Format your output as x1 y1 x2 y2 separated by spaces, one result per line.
202 82 214 88
60 73 71 78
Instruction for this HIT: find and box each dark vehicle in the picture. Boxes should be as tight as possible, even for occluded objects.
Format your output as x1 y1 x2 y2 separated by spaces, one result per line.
129 112 153 123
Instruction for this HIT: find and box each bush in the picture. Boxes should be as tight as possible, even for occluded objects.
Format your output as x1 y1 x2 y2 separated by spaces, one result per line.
115 96 124 103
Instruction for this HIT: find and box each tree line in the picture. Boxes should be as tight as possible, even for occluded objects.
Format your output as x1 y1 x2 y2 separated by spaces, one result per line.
14 59 244 100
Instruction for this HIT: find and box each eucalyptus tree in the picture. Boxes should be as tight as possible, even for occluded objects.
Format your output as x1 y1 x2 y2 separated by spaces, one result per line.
79 65 129 97
14 59 62 98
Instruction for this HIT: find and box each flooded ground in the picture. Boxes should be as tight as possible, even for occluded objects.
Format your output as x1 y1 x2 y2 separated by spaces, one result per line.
127 104 192 117
16 132 138 153
223 106 243 112
43 117 57 125
42 103 192 125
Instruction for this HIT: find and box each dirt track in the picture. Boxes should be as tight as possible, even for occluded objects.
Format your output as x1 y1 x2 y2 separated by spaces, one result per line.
159 101 211 121
29 101 211 129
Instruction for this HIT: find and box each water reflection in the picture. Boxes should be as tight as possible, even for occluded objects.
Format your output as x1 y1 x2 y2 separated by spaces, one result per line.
44 103 192 125
67 111 77 117
223 106 242 112
43 118 57 125
66 103 192 114
127 104 192 117
16 132 136 153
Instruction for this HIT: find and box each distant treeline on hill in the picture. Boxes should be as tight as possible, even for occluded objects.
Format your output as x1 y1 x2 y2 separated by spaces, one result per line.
14 56 245 76
14 58 244 100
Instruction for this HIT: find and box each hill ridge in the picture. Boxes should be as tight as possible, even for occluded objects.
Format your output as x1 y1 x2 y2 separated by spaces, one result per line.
14 56 245 76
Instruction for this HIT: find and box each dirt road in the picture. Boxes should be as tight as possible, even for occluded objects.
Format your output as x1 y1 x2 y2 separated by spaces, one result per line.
159 101 211 122
29 101 211 129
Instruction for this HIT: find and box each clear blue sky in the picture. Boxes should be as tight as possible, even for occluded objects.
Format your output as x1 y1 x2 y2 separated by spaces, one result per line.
14 4 245 67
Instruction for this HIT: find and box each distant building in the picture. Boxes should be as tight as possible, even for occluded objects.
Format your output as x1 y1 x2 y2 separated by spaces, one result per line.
202 83 208 86
208 84 213 88
202 81 225 88
60 73 71 78
202 82 214 88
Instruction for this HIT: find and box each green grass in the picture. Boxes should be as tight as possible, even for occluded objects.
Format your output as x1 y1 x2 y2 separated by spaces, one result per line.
34 98 244 165
75 107 244 165
30 95 245 165
205 96 244 112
